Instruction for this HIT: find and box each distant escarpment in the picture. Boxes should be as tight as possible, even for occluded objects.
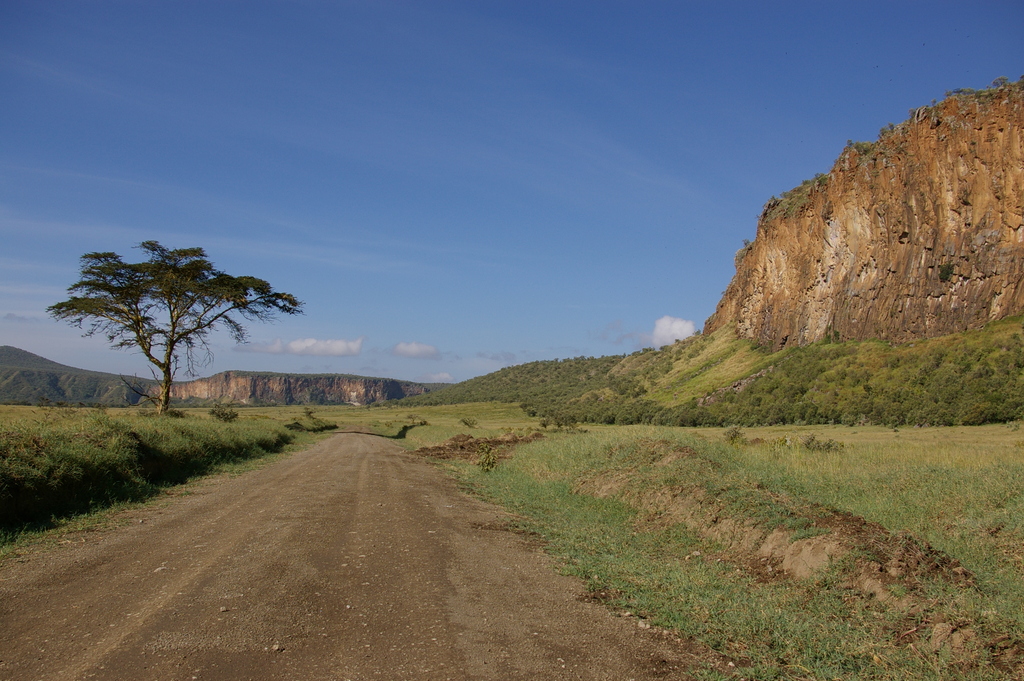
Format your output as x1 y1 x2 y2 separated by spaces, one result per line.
169 371 435 406
706 79 1024 350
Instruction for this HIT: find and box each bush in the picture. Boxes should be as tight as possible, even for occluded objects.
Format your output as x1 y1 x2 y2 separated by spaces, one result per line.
724 426 747 446
476 443 497 472
801 434 844 452
209 403 239 422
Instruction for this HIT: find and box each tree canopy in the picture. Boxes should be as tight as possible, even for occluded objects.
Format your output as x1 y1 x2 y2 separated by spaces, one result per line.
49 241 303 413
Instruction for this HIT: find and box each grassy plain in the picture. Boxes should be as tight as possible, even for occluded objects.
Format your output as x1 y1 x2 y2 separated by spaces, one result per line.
392 406 1024 680
4 401 1022 678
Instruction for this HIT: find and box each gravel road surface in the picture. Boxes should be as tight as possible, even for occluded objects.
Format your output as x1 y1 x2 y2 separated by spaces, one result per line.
0 433 720 680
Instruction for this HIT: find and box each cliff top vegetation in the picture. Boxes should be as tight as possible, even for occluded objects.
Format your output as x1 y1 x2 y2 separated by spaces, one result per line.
760 76 1024 223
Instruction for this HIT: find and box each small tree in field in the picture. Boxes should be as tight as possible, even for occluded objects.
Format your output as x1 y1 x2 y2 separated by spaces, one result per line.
49 241 303 414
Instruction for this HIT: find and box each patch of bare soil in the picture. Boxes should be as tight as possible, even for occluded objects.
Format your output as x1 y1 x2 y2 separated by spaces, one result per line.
413 432 544 461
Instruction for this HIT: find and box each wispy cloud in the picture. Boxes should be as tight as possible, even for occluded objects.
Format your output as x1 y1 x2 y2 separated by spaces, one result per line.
595 316 697 349
0 172 420 275
476 350 519 364
1 51 127 101
2 313 43 323
392 341 440 359
239 337 365 356
418 372 453 383
594 319 641 346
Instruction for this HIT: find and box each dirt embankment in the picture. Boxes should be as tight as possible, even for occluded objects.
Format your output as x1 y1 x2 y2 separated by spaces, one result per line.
572 438 1019 668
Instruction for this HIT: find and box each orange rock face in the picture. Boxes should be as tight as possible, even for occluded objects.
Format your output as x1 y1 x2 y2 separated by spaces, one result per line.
705 85 1024 350
169 371 431 405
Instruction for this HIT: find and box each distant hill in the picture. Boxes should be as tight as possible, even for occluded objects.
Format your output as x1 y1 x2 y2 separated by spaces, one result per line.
170 370 444 406
0 346 96 373
399 354 627 409
0 346 151 405
0 346 444 407
397 316 1024 427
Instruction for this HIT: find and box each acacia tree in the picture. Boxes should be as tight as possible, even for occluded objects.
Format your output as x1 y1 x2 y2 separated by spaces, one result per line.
49 241 303 414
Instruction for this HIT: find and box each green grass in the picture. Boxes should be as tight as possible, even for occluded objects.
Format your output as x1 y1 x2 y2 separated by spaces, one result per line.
446 425 1024 680
0 443 296 561
7 401 1023 678
0 407 301 533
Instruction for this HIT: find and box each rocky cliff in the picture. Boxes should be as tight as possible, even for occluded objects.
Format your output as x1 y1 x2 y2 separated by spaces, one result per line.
169 371 434 405
705 79 1024 350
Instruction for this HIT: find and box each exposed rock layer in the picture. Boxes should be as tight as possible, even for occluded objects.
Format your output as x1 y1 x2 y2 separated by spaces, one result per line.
169 371 432 405
705 84 1024 349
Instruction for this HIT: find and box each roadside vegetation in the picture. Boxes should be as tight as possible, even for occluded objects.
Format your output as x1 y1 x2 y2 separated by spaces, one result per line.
432 420 1024 680
0 405 321 539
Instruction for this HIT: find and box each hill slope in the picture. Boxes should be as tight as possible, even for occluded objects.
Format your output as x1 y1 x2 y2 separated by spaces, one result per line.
0 346 86 373
400 316 1024 427
0 346 151 405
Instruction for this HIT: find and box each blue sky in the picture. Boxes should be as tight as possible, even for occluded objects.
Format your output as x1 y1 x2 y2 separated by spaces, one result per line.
2 1 1021 383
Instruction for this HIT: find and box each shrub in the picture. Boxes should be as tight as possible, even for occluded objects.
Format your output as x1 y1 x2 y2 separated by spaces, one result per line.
724 426 747 446
801 434 844 452
847 140 874 156
209 403 239 422
476 443 497 472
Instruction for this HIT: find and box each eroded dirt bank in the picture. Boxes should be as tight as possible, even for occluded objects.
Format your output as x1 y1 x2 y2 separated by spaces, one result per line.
0 433 716 680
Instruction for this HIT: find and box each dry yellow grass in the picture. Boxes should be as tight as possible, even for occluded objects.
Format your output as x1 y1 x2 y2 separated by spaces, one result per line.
691 422 1024 468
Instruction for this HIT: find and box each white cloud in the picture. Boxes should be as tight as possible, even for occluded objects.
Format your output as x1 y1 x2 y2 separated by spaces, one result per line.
240 337 365 356
652 316 696 348
418 372 454 383
392 341 440 359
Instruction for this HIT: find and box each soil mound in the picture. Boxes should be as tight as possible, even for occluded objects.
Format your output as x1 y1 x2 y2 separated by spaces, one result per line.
413 431 544 461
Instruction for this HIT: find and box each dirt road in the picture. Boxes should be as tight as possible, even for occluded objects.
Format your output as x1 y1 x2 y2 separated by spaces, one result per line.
0 434 717 680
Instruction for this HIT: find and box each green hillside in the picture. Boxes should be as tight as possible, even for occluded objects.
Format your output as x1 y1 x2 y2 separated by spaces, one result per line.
0 346 151 405
400 354 627 408
397 317 1024 427
0 346 85 372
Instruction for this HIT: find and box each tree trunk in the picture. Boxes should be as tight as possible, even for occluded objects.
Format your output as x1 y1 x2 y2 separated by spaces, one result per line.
157 367 173 414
